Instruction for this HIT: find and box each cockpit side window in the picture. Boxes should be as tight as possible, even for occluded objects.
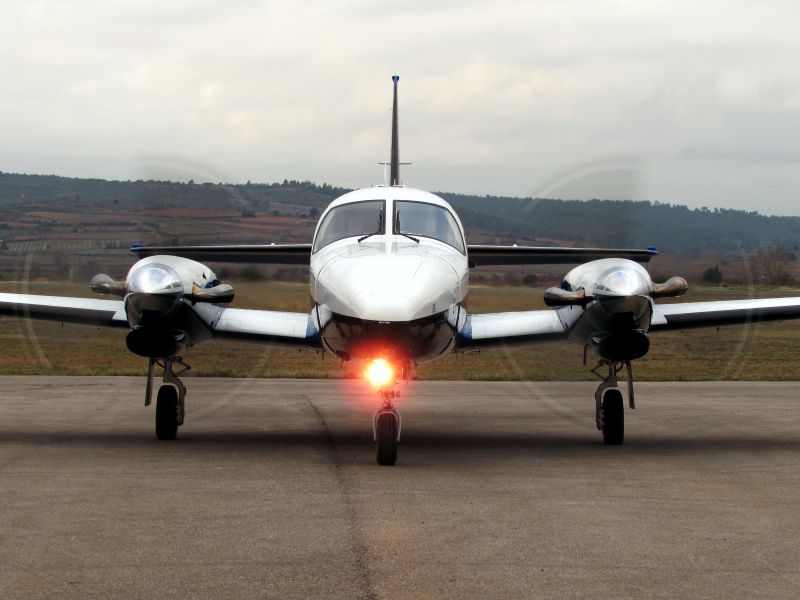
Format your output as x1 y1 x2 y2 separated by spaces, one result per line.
393 200 465 253
312 200 385 252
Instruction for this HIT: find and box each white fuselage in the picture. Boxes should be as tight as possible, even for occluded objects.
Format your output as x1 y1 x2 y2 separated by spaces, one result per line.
309 186 469 362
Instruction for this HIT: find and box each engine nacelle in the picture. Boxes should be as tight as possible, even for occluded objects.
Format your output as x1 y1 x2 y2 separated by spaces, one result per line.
89 255 235 359
595 330 650 361
91 255 234 326
126 326 186 358
558 258 689 302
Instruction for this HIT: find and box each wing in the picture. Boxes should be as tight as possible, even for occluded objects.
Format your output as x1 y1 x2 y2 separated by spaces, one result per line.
0 293 127 327
132 243 311 264
466 245 656 266
0 293 321 349
651 297 800 331
455 310 568 351
212 307 322 349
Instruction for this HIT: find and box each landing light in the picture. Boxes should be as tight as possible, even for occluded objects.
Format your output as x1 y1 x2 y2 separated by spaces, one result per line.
365 359 394 388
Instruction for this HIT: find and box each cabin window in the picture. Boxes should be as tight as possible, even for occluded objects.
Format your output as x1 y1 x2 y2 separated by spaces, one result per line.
313 200 385 252
393 200 465 253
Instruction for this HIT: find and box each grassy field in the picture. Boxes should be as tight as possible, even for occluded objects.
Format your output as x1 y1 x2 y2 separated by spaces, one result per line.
2 280 800 380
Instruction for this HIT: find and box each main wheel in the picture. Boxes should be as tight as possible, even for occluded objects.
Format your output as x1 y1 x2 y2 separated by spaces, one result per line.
155 385 179 441
376 412 399 466
601 388 624 445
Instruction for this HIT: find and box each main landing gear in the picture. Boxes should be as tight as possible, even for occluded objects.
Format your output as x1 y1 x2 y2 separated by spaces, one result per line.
145 357 190 440
592 359 635 445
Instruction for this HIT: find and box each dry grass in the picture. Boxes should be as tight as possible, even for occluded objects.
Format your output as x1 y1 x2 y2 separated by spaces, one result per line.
2 280 800 380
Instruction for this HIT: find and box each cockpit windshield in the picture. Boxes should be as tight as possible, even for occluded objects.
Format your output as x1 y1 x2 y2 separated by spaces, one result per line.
313 200 385 252
393 200 465 253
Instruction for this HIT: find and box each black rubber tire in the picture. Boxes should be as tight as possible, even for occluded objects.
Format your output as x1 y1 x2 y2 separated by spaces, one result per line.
376 412 399 466
601 388 624 445
155 385 179 441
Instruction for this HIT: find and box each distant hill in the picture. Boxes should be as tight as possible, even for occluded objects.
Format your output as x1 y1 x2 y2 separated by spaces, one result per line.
1 171 799 253
440 193 800 252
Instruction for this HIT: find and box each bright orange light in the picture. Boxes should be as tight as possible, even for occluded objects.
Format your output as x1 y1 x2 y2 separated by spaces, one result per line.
365 359 394 388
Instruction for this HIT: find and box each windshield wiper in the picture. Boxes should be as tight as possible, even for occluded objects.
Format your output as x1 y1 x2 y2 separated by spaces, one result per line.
358 208 384 243
394 211 419 243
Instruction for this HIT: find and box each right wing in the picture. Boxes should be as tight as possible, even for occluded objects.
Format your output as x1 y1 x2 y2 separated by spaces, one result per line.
651 297 800 331
455 310 568 351
0 293 127 328
455 296 800 351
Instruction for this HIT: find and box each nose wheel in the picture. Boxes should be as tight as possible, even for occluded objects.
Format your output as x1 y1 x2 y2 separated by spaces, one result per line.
373 390 401 466
375 409 400 465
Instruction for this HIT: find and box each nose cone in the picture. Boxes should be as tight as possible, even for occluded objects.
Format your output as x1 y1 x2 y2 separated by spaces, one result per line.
593 266 651 297
319 253 459 321
127 263 184 296
351 291 418 322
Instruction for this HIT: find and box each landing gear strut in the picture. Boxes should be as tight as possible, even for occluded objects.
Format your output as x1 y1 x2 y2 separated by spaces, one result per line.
592 359 635 445
146 357 190 440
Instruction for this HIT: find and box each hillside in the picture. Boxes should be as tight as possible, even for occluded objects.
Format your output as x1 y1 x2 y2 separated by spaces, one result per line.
1 172 799 254
0 171 799 286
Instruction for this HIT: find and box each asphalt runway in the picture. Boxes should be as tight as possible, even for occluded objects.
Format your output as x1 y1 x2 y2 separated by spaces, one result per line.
2 377 800 599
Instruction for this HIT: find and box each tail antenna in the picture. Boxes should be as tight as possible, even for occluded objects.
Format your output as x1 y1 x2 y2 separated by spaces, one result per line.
377 75 411 186
390 75 400 186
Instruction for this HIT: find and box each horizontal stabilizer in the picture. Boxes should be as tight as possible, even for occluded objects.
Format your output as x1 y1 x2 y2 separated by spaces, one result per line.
132 244 312 264
467 245 657 266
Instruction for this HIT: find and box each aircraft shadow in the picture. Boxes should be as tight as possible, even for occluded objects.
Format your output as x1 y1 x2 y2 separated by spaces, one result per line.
2 428 799 456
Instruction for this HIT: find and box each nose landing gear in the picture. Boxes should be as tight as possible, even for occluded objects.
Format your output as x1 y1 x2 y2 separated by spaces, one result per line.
374 389 401 465
368 359 407 466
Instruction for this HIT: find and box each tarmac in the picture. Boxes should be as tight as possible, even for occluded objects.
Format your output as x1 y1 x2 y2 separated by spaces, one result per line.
1 377 800 599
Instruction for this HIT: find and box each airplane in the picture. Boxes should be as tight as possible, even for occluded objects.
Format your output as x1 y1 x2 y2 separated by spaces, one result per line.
3 74 800 465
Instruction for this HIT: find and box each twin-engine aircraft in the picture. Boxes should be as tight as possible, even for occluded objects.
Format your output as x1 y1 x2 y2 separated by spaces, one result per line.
3 76 800 465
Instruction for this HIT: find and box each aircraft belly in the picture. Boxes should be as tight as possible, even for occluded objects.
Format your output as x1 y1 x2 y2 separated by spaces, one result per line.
321 311 456 363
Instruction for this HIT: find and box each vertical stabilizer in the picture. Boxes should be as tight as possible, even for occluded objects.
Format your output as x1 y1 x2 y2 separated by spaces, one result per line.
390 75 400 186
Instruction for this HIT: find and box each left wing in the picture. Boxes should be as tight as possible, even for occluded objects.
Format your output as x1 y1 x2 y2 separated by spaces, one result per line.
211 307 322 348
455 310 568 351
0 293 127 328
651 297 800 331
0 292 322 349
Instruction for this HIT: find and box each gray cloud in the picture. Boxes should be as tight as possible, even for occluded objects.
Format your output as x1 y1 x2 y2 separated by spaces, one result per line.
1 0 798 213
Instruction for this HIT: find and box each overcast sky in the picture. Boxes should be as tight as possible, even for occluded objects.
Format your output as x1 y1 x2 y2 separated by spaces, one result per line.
1 0 799 214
